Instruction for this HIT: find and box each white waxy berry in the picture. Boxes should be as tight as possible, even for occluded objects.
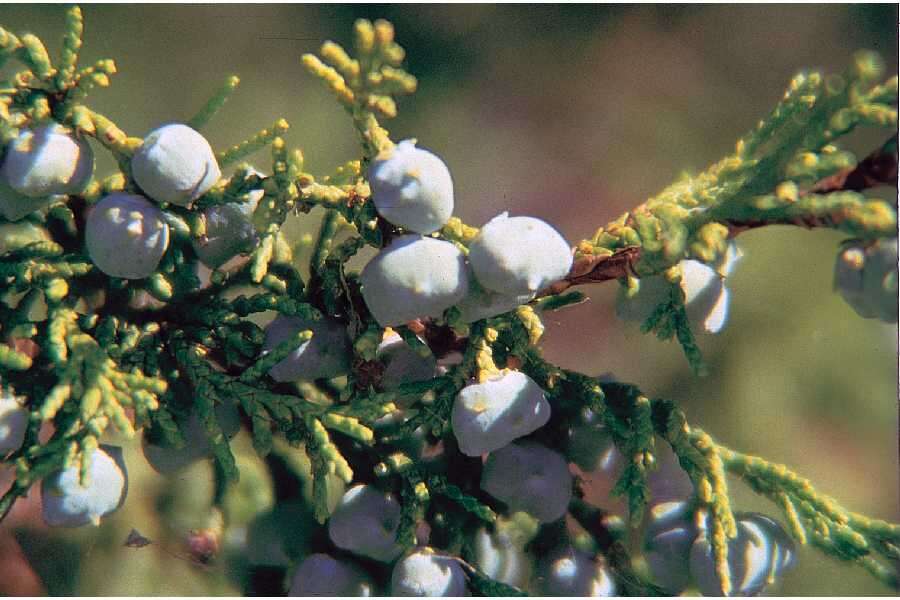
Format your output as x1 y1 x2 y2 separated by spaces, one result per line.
369 139 454 234
451 370 551 456
616 241 742 334
85 192 170 279
263 315 351 382
454 276 535 324
41 445 128 527
0 178 63 222
377 332 437 390
191 176 262 268
360 235 469 327
834 238 898 323
468 213 573 296
328 484 403 562
289 553 374 597
390 547 468 597
0 393 28 455
738 512 796 577
643 501 696 595
131 123 221 206
1 123 93 200
481 441 572 523
689 513 776 596
473 525 532 589
142 401 242 474
537 546 616 597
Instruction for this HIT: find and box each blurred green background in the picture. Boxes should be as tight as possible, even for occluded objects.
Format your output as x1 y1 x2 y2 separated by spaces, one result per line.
0 3 897 596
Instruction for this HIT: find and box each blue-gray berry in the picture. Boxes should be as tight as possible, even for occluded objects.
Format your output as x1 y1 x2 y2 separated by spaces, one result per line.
327 484 403 562
834 238 898 323
390 548 468 596
1 123 93 200
85 192 170 279
41 445 128 527
262 315 351 382
289 553 375 596
131 123 221 206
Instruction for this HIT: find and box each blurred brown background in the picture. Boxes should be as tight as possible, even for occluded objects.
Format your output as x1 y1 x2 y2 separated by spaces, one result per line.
0 3 897 595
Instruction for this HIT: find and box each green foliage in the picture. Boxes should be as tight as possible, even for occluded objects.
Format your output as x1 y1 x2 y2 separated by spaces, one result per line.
0 6 897 595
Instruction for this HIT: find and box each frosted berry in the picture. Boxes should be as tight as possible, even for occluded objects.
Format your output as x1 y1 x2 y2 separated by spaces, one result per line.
131 123 221 206
472 523 532 589
191 174 262 268
85 192 170 279
1 123 93 199
738 512 797 577
643 501 696 594
0 393 28 455
328 484 403 562
451 370 551 456
536 546 616 596
616 241 742 334
369 139 454 234
377 331 437 390
834 238 898 323
289 553 374 596
390 547 468 597
360 235 469 326
142 401 242 474
468 212 573 296
689 512 778 596
262 314 351 382
454 277 535 324
0 179 63 222
41 445 128 527
481 441 572 523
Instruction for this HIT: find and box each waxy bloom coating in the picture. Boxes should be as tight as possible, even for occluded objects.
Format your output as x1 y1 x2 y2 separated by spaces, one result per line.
131 123 221 206
643 501 696 595
473 525 532 589
377 332 437 390
328 484 403 562
481 441 572 523
192 200 260 268
85 193 170 279
537 546 616 597
263 315 351 382
690 512 784 596
0 393 28 454
41 445 128 527
454 277 535 324
391 548 468 597
451 370 551 456
289 553 374 596
360 235 469 326
616 241 742 334
1 123 94 199
369 139 454 234
468 213 573 296
834 238 898 323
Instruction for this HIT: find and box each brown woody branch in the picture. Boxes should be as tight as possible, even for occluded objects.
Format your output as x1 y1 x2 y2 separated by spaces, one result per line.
543 136 898 296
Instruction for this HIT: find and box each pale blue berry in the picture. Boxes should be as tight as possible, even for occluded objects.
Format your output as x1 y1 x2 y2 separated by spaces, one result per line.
536 546 616 596
41 445 127 527
391 548 468 597
369 139 454 234
689 512 778 596
834 238 898 323
566 408 621 473
454 276 535 324
289 553 375 596
377 332 437 390
472 524 532 589
191 169 263 268
451 370 551 456
481 441 572 523
0 393 28 455
643 501 696 594
0 178 63 222
85 192 170 279
131 123 221 206
738 512 797 577
263 315 351 382
360 235 469 326
468 213 573 296
328 484 403 562
1 123 93 200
